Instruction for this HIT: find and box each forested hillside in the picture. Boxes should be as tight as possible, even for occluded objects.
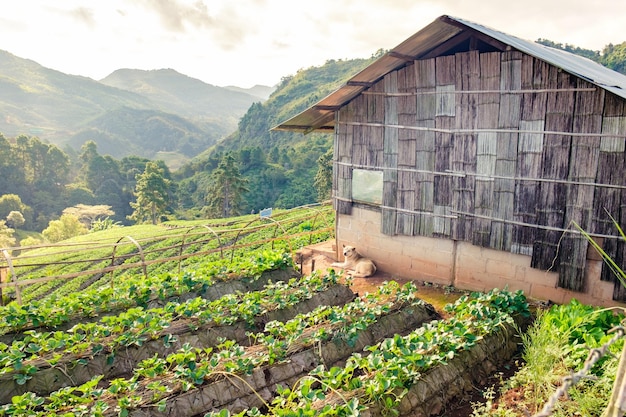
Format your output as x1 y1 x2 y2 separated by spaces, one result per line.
0 55 377 240
0 50 263 163
100 68 258 133
174 55 380 215
537 38 626 74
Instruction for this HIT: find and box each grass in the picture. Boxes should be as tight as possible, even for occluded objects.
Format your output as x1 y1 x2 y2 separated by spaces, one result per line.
472 302 625 416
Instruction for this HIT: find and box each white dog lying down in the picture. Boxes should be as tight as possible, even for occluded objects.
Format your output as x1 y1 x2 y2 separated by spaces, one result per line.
331 245 377 278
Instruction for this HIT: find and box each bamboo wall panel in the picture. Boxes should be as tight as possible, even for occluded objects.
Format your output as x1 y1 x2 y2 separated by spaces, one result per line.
451 51 479 241
436 55 456 117
491 52 521 250
530 64 571 271
597 96 626 301
559 72 601 291
331 47 626 298
490 131 517 250
434 117 454 238
433 55 457 238
413 59 437 236
601 93 626 294
594 116 625 233
473 52 501 247
335 106 353 214
474 132 497 246
382 72 398 236
396 64 418 235
519 56 551 260
512 120 544 256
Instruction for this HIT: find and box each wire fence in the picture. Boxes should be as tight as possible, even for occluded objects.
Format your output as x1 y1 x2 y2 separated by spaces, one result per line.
0 203 334 305
533 325 626 417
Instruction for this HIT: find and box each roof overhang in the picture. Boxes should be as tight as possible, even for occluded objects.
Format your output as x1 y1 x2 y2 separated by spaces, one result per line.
273 14 626 134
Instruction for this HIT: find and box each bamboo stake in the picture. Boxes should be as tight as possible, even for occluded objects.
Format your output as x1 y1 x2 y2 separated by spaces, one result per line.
603 338 626 417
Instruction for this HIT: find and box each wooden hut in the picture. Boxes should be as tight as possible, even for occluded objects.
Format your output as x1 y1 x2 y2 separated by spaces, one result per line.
275 15 626 307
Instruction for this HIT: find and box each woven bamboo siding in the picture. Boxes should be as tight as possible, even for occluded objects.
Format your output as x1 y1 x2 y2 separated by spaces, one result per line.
413 59 437 236
597 93 626 300
334 105 353 215
594 116 625 234
559 73 602 291
433 117 454 237
396 64 419 235
511 81 538 257
433 55 456 238
473 52 501 247
530 64 569 271
382 73 398 236
514 55 548 258
513 120 544 256
331 47 626 298
492 52 522 252
451 51 479 241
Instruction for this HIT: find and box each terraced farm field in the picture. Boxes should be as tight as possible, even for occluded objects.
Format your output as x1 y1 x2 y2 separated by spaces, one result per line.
0 204 534 416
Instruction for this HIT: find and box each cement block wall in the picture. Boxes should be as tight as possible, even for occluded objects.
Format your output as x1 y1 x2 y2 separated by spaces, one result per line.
336 207 621 308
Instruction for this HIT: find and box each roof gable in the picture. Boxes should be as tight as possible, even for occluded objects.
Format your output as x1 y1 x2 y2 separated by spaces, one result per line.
274 14 626 133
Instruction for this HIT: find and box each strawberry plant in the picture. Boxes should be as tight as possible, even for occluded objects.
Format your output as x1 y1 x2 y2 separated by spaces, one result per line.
211 289 530 417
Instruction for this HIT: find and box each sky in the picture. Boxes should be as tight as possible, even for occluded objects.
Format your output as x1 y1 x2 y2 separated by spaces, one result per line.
1 0 624 89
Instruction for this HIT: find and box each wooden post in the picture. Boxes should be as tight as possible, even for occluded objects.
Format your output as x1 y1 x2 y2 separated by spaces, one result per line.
2 249 20 305
0 266 6 306
603 336 626 417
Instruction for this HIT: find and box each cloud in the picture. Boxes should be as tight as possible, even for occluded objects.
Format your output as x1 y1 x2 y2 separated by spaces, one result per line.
138 0 214 32
69 7 96 27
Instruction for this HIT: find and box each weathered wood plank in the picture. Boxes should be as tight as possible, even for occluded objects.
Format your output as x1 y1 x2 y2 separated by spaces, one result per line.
511 119 544 256
474 131 497 247
491 52 522 250
434 112 454 238
594 115 626 235
498 51 522 128
415 58 436 120
436 55 456 117
382 72 398 236
559 74 601 291
530 121 571 271
409 58 438 236
451 51 479 241
520 56 549 121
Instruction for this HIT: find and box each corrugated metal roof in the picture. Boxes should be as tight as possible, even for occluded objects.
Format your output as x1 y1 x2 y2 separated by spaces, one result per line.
274 14 626 133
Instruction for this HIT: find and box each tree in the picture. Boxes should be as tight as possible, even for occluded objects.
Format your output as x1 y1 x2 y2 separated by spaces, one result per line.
0 134 22 194
204 154 249 218
601 42 626 75
79 141 123 193
6 211 25 229
128 161 172 225
0 195 32 228
41 214 87 243
62 204 114 229
314 148 333 202
0 220 16 248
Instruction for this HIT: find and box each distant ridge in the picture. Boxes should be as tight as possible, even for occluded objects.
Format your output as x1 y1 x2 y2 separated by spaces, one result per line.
0 50 273 164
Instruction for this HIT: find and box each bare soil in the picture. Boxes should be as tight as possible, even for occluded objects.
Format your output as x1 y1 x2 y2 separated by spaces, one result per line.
297 240 524 417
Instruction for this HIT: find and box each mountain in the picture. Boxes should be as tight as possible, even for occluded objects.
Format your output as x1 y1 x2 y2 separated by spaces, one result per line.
0 50 152 140
100 69 261 133
0 50 271 165
224 85 275 101
216 56 381 153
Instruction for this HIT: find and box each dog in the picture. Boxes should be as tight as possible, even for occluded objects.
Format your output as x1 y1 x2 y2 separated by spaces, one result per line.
331 245 377 278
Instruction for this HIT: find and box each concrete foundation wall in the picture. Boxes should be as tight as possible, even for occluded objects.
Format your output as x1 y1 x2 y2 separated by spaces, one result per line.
336 207 620 308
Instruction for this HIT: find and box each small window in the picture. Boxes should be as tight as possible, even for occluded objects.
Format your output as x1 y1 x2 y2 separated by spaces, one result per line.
352 169 383 204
